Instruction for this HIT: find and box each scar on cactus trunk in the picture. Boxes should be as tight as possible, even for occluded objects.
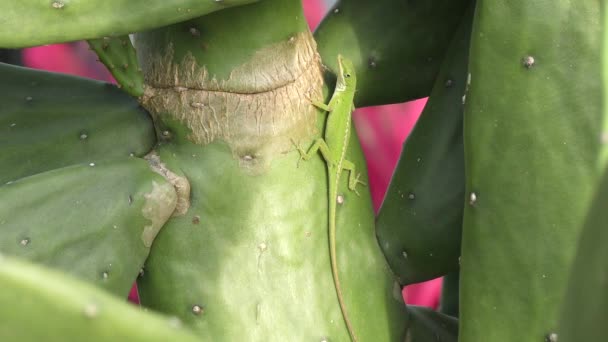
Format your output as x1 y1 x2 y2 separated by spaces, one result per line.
138 30 322 167
133 0 407 340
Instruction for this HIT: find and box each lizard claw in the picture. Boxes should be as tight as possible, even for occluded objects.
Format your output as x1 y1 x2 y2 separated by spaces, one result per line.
356 173 367 187
349 173 366 195
290 138 305 168
303 87 314 103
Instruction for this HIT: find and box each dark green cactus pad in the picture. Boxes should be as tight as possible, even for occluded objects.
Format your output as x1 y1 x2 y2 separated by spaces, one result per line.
375 5 473 285
557 167 608 341
0 49 21 65
0 0 259 48
460 1 602 341
439 271 459 317
314 0 471 107
0 159 177 297
88 35 145 97
0 63 155 185
0 256 201 342
405 306 458 342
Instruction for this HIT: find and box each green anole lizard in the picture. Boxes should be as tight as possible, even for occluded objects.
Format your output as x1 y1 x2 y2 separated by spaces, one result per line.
293 55 365 341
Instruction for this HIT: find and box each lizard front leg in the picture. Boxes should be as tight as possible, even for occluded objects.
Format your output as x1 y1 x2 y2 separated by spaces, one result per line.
304 88 333 113
291 138 336 165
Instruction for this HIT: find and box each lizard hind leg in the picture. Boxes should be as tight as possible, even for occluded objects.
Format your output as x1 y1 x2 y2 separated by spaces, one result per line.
341 159 366 196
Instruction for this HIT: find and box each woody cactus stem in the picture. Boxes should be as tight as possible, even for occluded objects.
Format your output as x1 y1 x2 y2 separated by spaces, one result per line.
134 0 407 340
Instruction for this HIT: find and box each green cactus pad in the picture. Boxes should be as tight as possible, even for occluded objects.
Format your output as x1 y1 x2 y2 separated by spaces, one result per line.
460 1 602 340
405 306 458 342
88 36 145 97
0 159 177 297
439 271 459 317
134 0 309 85
0 49 21 65
375 5 472 285
0 0 258 48
314 0 472 107
135 1 408 339
138 139 407 341
0 256 201 342
557 167 608 341
0 63 155 185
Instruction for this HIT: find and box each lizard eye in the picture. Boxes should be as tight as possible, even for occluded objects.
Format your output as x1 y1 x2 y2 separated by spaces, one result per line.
344 73 351 78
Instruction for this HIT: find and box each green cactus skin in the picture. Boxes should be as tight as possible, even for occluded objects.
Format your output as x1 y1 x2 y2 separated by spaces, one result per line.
313 0 471 107
0 63 155 185
460 1 602 341
134 0 309 84
135 1 408 340
0 256 201 342
138 142 410 341
375 6 472 285
88 36 145 97
0 159 177 297
557 168 608 341
0 0 259 48
601 1 608 170
439 271 459 317
0 49 21 65
404 306 458 342
558 7 608 338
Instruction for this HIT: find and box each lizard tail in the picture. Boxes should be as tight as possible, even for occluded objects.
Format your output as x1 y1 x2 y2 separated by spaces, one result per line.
329 181 358 342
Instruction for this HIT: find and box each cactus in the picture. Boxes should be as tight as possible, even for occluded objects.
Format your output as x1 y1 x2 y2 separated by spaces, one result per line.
314 0 471 106
0 256 201 341
0 159 177 296
439 271 460 317
557 5 608 340
0 0 605 341
460 1 602 340
375 4 472 285
0 0 259 48
405 306 458 342
88 36 145 97
134 1 407 340
0 63 155 184
557 167 608 341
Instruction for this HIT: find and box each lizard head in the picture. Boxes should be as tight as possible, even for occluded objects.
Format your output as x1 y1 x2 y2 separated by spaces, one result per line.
335 54 356 93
